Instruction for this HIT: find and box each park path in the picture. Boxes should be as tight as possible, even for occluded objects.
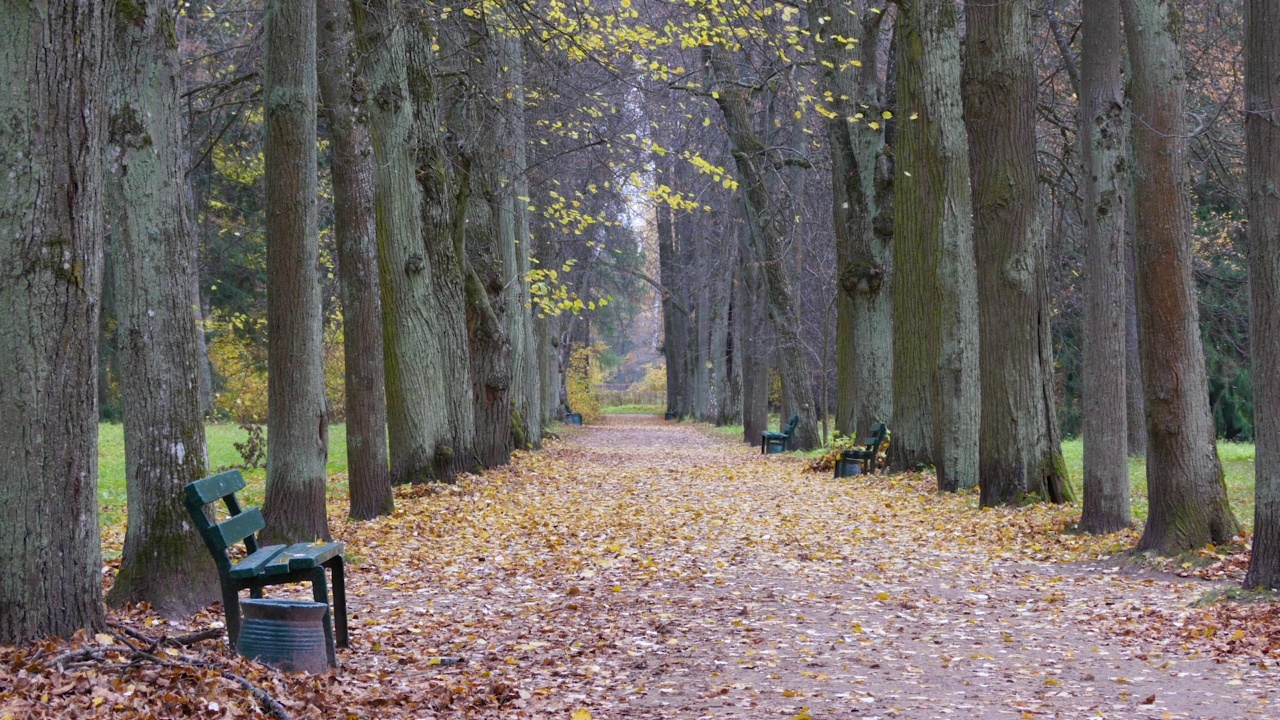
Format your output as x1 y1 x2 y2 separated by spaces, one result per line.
337 415 1280 719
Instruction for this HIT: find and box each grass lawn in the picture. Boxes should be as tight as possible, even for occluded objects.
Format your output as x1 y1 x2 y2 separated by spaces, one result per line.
1060 438 1256 532
600 404 664 414
98 423 350 532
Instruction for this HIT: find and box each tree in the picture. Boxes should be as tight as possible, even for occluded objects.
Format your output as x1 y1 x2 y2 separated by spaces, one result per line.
103 0 220 613
1122 0 1239 555
317 0 393 519
706 44 821 451
809 0 893 439
891 0 979 491
262 0 331 542
964 0 1070 506
1244 0 1280 588
1078 0 1132 532
0 0 109 642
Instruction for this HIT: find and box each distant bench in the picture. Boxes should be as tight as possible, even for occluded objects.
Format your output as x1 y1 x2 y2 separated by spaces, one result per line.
184 469 348 668
835 422 889 477
761 414 799 454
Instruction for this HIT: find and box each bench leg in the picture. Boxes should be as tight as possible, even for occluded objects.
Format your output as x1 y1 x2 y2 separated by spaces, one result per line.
249 586 264 600
328 557 348 648
221 584 242 651
311 568 338 668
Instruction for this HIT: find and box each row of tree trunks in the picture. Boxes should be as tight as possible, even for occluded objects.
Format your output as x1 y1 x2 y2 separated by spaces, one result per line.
964 0 1070 506
706 44 819 451
1079 0 1132 533
890 0 979 491
103 0 219 613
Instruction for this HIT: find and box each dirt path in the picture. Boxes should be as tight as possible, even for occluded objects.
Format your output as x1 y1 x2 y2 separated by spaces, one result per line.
330 415 1280 719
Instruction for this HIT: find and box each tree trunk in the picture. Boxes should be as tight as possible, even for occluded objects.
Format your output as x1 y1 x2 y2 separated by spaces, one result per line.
1122 0 1239 555
409 22 479 477
1244 0 1280 589
1078 0 1132 532
739 227 769 442
965 0 1071 506
0 0 108 643
1124 233 1148 456
892 0 979 490
810 0 893 440
707 46 820 450
499 31 541 450
262 0 331 543
103 0 220 614
658 202 691 418
352 0 451 484
317 0 393 520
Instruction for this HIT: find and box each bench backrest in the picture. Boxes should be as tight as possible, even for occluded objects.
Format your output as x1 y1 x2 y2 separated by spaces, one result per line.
862 422 889 463
783 414 799 436
184 469 263 571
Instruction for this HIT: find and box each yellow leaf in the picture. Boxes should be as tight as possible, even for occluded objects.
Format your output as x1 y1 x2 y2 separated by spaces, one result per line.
572 709 593 720
875 592 890 601
95 632 114 646
793 708 813 720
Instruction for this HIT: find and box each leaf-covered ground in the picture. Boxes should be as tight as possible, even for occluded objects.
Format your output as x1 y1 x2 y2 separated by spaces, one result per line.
5 415 1280 718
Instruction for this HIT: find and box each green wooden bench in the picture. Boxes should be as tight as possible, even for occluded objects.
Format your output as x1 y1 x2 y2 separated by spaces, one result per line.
183 470 348 668
565 405 583 425
761 414 800 454
835 422 889 477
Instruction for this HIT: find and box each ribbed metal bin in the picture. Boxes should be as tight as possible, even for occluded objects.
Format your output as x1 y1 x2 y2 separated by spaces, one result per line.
835 457 862 478
237 599 330 674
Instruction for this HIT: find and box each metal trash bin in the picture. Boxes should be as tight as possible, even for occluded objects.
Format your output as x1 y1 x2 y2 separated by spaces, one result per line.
834 456 862 478
237 599 331 673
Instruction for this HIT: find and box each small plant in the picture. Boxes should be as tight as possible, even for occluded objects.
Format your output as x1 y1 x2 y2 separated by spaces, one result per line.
232 422 266 471
806 431 860 473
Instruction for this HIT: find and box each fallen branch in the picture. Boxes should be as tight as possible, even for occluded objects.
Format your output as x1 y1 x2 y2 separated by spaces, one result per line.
42 627 291 720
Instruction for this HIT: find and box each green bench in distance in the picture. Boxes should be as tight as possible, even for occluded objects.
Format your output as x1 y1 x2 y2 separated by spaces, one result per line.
835 422 889 477
183 469 349 668
761 414 800 454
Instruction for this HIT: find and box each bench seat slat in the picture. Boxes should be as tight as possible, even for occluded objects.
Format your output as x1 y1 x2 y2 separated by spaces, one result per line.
263 542 345 576
185 469 247 507
229 544 286 579
213 509 266 551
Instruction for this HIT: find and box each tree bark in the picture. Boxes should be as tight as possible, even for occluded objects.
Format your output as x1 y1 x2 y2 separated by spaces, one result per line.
0 0 109 643
262 0 331 543
965 0 1071 506
1244 0 1280 588
352 0 452 484
1122 0 1239 555
739 221 769 442
810 0 893 440
103 0 220 614
707 46 820 450
891 0 979 490
317 0 393 520
499 31 542 450
1078 0 1132 532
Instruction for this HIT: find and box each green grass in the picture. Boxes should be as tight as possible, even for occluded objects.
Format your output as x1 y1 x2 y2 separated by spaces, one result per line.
1060 438 1256 531
98 423 351 529
600 404 664 414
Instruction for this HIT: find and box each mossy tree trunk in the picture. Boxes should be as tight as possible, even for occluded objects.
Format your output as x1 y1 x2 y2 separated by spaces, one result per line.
103 0 220 614
352 0 452 483
317 0 393 519
499 31 542 450
0 0 108 643
1244 0 1280 588
1122 0 1239 555
964 0 1071 506
262 0 331 543
809 0 893 439
891 0 979 490
1078 0 1132 532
